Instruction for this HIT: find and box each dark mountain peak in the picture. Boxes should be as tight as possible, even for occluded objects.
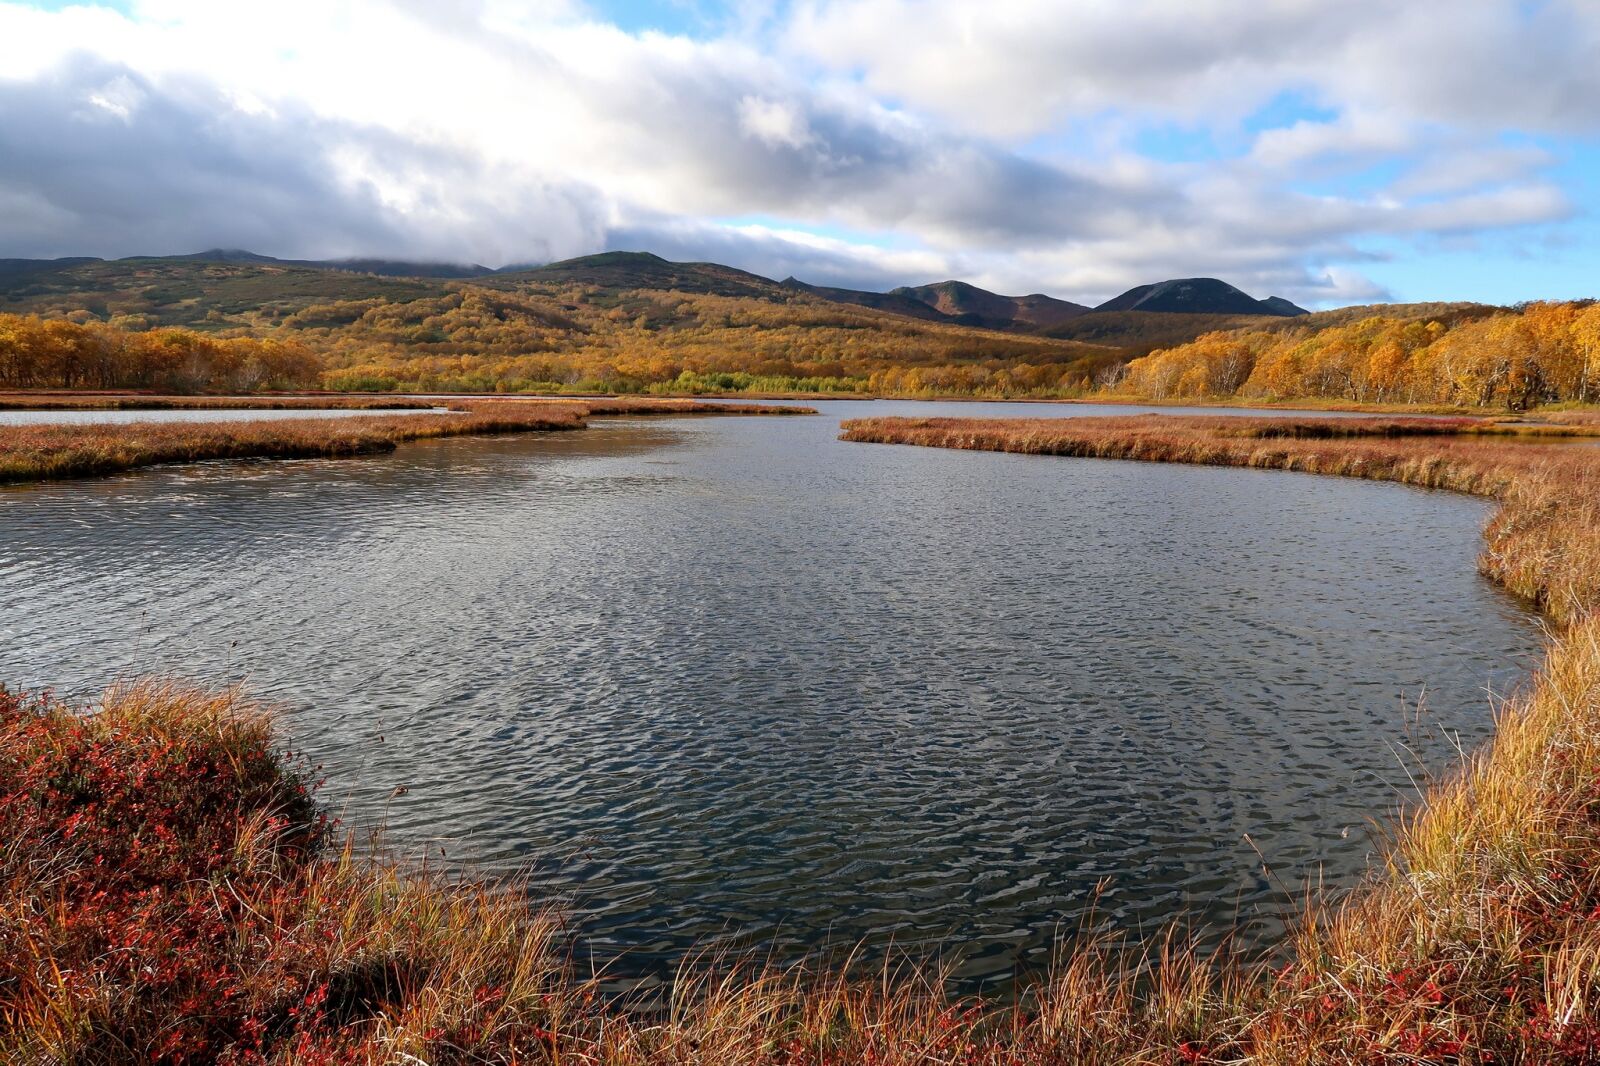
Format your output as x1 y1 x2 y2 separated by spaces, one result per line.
505 250 780 297
1095 277 1299 317
561 250 669 268
1260 295 1311 317
173 248 282 264
783 277 953 321
891 280 1089 331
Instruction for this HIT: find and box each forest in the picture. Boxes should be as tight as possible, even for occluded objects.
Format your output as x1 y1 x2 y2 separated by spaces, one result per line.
0 315 322 392
1117 301 1600 408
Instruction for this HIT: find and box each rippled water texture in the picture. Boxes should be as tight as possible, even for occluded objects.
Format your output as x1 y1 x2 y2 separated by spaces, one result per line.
0 400 1541 990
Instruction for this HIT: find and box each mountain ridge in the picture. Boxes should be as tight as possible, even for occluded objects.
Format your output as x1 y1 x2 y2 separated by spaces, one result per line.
0 247 1311 322
889 280 1090 332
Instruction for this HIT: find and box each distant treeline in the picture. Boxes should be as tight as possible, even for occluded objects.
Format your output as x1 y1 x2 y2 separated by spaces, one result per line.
1117 301 1600 408
0 315 321 392
9 294 1600 409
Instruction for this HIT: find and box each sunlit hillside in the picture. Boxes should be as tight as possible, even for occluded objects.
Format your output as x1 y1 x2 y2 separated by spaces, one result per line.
0 252 1119 395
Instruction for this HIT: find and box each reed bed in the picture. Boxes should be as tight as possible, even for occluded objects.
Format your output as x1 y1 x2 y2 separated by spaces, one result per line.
6 411 1600 1062
0 392 817 414
0 398 813 485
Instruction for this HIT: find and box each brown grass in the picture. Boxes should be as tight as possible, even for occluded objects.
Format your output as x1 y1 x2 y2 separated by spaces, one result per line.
0 390 820 414
0 397 814 485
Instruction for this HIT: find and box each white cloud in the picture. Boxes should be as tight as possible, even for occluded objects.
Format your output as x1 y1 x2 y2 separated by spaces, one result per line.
1250 112 1414 169
787 0 1600 139
737 96 813 149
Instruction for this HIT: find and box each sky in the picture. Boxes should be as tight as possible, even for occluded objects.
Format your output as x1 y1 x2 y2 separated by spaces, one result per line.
1 0 1597 308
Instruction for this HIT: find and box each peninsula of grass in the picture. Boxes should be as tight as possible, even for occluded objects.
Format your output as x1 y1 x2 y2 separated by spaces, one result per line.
0 393 442 411
0 397 813 485
6 413 1600 1062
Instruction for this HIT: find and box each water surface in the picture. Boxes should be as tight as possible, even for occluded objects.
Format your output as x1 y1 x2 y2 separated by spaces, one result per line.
0 400 1540 990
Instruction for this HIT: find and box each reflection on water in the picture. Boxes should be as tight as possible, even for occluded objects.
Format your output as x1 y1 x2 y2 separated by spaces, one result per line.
0 400 1541 991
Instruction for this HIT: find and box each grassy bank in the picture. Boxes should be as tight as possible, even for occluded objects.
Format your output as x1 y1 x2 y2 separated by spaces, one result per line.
0 392 823 414
6 414 1600 1062
0 398 812 485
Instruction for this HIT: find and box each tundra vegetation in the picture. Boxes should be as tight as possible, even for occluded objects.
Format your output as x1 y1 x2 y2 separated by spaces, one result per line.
5 413 1600 1062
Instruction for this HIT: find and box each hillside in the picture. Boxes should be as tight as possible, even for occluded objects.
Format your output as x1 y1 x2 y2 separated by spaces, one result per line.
1112 298 1594 408
1037 309 1282 356
0 251 1119 396
22 250 1515 400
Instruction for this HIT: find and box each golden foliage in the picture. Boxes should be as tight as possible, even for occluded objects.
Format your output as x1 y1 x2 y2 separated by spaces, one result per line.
1120 302 1600 408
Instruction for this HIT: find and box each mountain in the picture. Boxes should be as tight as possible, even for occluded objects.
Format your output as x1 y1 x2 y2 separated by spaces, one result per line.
170 249 497 278
891 280 1090 331
501 251 782 298
1 249 497 281
1259 295 1311 316
779 277 953 322
0 256 101 278
0 249 1316 365
1094 277 1306 317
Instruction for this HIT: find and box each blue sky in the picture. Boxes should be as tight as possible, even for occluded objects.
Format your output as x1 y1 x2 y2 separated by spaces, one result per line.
1 0 1596 307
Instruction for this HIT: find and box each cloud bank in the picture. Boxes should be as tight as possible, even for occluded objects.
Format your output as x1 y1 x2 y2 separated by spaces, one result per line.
0 0 1591 306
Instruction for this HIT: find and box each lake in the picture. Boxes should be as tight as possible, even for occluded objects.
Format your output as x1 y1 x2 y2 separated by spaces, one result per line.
0 399 1541 992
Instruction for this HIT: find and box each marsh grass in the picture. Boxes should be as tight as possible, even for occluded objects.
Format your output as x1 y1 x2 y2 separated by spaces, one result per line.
0 397 813 485
0 393 439 411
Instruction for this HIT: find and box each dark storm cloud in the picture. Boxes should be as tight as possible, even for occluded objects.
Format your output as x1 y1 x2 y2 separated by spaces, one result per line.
0 55 611 264
0 58 401 258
